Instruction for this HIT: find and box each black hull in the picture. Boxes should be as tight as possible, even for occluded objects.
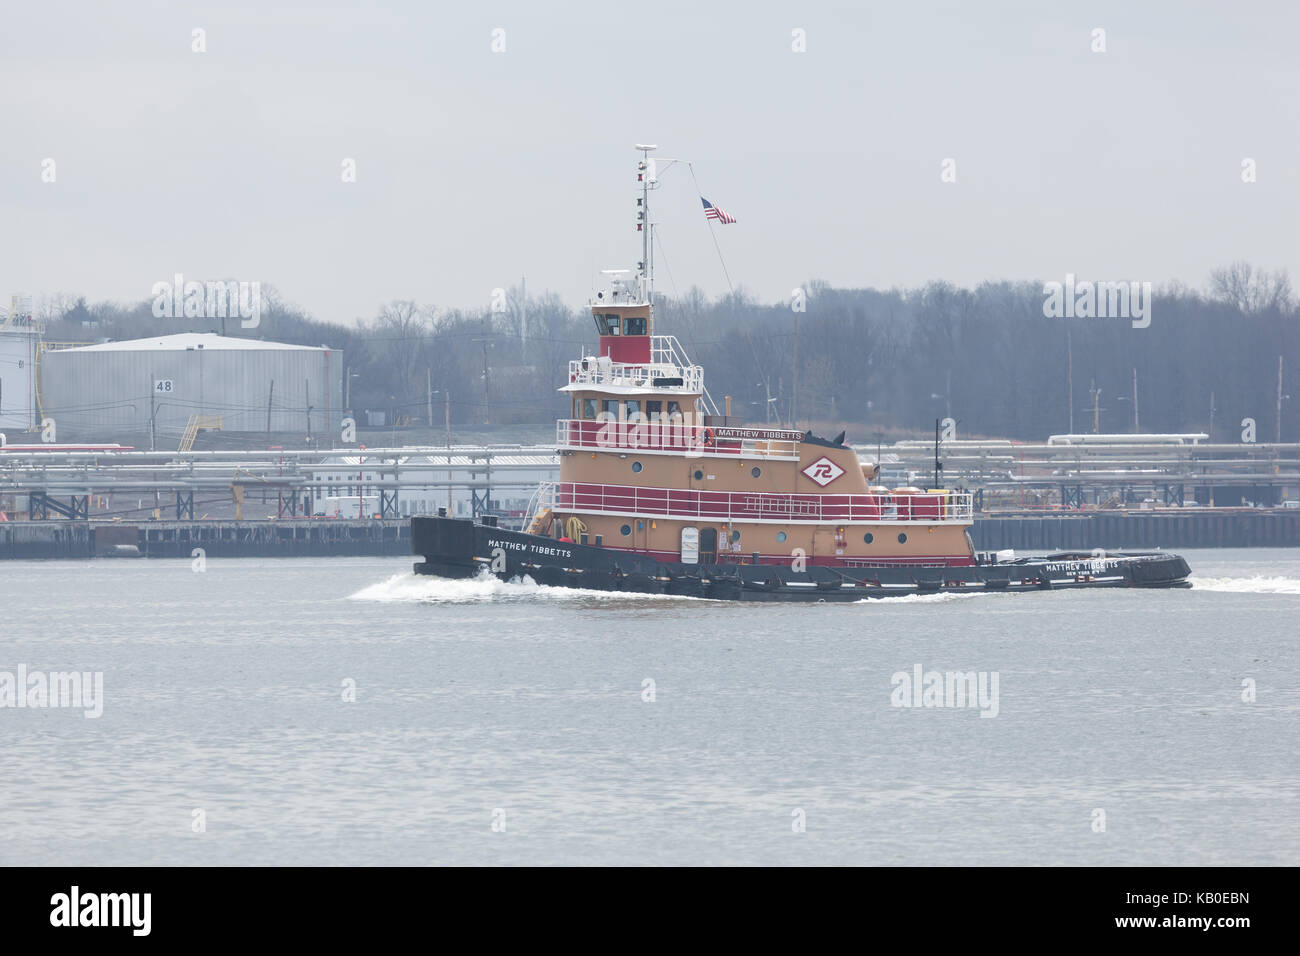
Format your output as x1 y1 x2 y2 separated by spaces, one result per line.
411 515 1191 601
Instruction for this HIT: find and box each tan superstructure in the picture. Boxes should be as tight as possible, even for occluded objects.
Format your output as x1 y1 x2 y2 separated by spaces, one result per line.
530 305 975 570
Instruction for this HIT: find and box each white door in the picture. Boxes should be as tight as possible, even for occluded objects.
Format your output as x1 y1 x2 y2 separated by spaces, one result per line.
680 526 699 564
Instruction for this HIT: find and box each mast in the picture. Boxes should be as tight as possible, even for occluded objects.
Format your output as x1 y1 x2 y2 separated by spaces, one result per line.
635 144 657 308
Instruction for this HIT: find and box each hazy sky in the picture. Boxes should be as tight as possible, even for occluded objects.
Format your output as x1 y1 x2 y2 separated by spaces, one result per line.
2 0 1296 326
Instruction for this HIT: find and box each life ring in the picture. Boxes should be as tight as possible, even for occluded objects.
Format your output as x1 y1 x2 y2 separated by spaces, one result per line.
701 427 715 446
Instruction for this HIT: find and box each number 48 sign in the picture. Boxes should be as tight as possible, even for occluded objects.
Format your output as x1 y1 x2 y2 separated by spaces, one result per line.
154 379 174 393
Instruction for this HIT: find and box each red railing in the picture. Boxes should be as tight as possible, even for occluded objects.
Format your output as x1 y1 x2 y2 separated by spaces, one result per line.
551 481 971 523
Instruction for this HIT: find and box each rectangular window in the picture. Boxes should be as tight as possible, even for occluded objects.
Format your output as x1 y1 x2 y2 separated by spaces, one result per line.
582 397 598 419
597 314 620 335
624 316 646 335
645 400 663 421
666 400 683 422
624 399 641 421
601 399 620 419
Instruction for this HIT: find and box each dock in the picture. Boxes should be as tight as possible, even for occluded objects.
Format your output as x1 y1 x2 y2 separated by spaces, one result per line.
971 509 1300 551
2 437 1297 559
0 519 409 560
2 509 1297 560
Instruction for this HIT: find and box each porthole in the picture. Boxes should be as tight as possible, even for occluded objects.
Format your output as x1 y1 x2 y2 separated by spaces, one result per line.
864 532 874 544
751 466 762 478
632 461 643 473
776 531 787 543
897 532 907 544
730 529 741 543
693 469 704 481
620 524 632 536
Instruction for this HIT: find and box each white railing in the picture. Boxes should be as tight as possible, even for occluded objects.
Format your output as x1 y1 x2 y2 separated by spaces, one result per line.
555 420 801 460
524 480 557 531
566 335 712 401
552 481 974 524
568 358 703 393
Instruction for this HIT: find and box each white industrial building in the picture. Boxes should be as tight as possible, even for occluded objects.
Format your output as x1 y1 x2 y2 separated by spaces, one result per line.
39 332 343 446
0 295 39 433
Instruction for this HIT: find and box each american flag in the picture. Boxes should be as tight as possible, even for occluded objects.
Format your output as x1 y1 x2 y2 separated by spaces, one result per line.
701 197 737 224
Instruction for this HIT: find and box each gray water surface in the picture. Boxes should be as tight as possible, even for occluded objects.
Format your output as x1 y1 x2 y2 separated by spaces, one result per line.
1 548 1296 865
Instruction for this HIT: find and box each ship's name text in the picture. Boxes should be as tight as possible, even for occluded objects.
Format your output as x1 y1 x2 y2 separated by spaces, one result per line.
487 538 573 560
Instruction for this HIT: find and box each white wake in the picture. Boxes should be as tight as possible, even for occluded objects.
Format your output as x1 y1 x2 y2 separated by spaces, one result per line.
348 570 703 603
1189 575 1300 595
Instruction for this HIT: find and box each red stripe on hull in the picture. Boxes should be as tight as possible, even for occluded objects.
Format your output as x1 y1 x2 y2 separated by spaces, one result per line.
588 544 974 568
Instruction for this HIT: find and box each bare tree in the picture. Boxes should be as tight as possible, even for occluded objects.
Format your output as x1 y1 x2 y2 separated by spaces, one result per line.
1210 261 1294 314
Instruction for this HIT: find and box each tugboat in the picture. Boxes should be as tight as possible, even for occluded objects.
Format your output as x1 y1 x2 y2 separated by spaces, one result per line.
412 147 1191 600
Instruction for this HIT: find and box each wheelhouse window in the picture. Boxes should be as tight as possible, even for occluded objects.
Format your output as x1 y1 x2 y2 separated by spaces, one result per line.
624 316 647 335
601 399 620 419
645 400 663 421
582 398 598 419
623 399 641 421
666 400 683 422
596 314 621 335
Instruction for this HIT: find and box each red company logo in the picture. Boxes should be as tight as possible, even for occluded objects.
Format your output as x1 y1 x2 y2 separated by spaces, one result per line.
801 456 845 487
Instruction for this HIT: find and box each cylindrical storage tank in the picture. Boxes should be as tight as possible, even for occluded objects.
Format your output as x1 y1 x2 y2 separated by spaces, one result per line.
39 332 343 445
0 328 40 432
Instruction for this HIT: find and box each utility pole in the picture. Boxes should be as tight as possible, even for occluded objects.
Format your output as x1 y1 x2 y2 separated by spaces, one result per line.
1132 367 1140 433
445 390 452 514
933 418 941 489
305 379 312 446
482 340 491 425
1066 329 1074 434
267 379 274 433
1278 355 1285 444
473 331 493 425
792 315 799 427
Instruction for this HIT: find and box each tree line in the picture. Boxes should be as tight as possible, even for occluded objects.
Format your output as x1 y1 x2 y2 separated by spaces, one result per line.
36 262 1298 442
